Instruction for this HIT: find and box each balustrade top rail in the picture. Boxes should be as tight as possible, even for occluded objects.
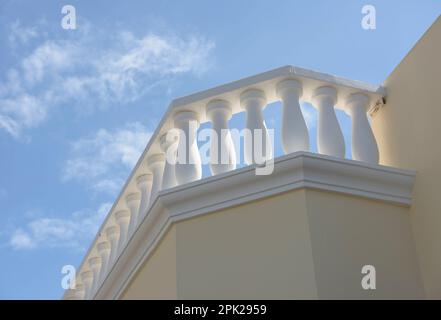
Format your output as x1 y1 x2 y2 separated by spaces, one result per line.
63 65 386 300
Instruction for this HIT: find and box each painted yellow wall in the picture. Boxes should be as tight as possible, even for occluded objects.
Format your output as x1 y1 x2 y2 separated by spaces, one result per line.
120 189 422 299
371 16 441 298
175 189 317 299
120 225 177 299
305 190 423 299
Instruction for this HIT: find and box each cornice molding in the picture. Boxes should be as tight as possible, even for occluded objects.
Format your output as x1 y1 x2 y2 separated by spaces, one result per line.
93 152 415 299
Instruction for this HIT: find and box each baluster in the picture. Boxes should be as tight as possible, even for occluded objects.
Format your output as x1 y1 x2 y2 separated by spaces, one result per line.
115 210 130 254
206 99 236 175
160 132 178 189
88 257 102 296
276 79 309 153
345 93 379 163
126 192 141 236
64 289 77 300
240 89 272 165
311 86 345 158
105 225 119 266
147 154 165 204
136 173 153 222
174 111 202 184
80 271 93 300
97 241 111 284
74 283 85 300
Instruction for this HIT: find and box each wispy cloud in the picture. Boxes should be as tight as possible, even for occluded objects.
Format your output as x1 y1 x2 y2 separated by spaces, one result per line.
0 94 47 137
9 202 112 250
21 40 79 84
8 20 40 46
62 122 151 196
0 21 215 137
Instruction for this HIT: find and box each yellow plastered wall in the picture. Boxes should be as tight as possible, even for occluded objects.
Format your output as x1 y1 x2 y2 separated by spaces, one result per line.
175 189 317 299
121 225 177 299
371 16 441 298
305 190 423 299
120 189 423 299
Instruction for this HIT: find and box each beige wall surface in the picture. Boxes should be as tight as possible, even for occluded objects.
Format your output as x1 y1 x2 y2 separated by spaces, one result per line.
120 189 422 299
175 190 318 299
306 190 423 299
120 190 319 299
371 16 441 298
121 226 177 300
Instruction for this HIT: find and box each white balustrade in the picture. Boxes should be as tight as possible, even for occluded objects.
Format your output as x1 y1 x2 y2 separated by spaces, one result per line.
80 271 93 300
276 79 309 153
174 111 202 184
240 89 272 165
97 241 111 283
136 173 153 221
345 93 379 163
88 257 102 295
69 67 386 300
74 283 85 300
160 132 178 189
147 154 165 203
105 225 119 266
64 289 77 300
126 192 141 236
206 99 236 175
115 210 130 254
311 86 345 158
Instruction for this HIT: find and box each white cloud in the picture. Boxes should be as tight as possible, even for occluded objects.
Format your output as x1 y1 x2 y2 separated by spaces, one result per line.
62 122 151 195
8 20 39 46
0 94 47 137
110 32 214 77
10 202 112 250
10 229 35 249
58 32 215 104
21 40 79 84
0 22 215 137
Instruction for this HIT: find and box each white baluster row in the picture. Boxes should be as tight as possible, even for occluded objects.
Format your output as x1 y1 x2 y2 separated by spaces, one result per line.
70 78 380 299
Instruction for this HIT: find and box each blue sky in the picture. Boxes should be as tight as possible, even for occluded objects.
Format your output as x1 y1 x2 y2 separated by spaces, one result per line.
0 0 439 299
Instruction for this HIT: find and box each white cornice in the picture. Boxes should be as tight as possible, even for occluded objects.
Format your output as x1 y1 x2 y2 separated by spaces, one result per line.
92 152 415 300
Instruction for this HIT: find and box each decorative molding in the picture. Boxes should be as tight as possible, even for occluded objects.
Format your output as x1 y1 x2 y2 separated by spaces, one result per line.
92 152 415 300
